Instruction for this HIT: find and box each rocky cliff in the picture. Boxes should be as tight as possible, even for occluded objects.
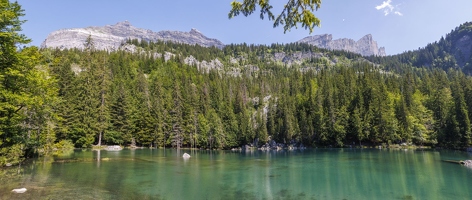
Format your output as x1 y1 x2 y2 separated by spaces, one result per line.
297 34 386 56
41 21 225 50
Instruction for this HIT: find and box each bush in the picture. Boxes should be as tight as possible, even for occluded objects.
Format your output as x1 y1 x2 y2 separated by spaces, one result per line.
0 144 25 167
54 140 75 150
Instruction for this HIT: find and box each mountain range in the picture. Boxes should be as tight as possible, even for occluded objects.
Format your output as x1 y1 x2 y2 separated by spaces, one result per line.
41 21 386 57
40 21 225 50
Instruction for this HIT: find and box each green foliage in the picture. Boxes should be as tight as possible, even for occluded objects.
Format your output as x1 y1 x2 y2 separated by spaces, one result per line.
53 140 74 150
0 0 60 166
0 144 24 166
229 0 322 33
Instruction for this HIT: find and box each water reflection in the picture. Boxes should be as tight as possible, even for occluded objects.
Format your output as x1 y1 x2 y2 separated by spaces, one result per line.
0 149 471 199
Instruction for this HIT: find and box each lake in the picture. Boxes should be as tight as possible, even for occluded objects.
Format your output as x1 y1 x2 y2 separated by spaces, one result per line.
1 148 471 200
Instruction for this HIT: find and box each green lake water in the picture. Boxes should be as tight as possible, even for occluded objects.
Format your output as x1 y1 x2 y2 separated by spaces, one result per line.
1 148 472 200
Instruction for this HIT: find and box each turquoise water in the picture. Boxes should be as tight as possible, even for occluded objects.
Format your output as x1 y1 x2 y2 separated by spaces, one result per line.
1 148 472 200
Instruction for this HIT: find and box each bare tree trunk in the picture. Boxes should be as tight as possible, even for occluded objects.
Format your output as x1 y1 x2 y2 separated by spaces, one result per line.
98 131 102 146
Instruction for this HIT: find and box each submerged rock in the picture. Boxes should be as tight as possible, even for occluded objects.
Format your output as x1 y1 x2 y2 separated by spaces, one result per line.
462 160 472 167
11 188 27 193
183 153 191 159
105 145 123 151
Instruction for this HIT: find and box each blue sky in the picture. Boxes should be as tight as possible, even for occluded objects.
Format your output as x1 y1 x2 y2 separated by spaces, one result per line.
16 0 472 55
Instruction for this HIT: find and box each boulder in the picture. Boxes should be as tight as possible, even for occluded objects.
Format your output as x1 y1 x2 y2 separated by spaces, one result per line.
11 188 27 194
463 160 472 167
182 153 191 159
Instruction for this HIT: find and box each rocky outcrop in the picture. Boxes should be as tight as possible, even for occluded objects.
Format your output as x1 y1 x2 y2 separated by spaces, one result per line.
297 34 386 56
270 51 326 66
184 55 224 72
41 21 225 50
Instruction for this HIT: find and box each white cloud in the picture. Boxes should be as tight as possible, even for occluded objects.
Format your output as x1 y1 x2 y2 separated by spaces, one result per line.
375 0 403 16
375 0 392 10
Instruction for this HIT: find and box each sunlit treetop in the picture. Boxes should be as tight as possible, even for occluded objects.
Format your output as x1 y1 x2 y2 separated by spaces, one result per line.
229 0 322 33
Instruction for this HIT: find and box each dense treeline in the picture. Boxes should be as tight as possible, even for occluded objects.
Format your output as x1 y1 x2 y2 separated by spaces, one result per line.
40 40 471 151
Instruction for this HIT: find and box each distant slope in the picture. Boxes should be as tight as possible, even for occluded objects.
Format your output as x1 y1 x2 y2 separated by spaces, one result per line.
370 22 472 73
40 21 225 50
297 34 386 57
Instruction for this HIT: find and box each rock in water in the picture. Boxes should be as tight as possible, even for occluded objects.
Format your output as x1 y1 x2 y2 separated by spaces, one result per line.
183 153 191 159
464 160 472 167
11 188 27 193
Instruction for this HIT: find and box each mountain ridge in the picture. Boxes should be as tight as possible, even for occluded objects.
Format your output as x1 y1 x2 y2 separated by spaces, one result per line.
297 34 386 57
40 21 225 50
41 21 386 57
